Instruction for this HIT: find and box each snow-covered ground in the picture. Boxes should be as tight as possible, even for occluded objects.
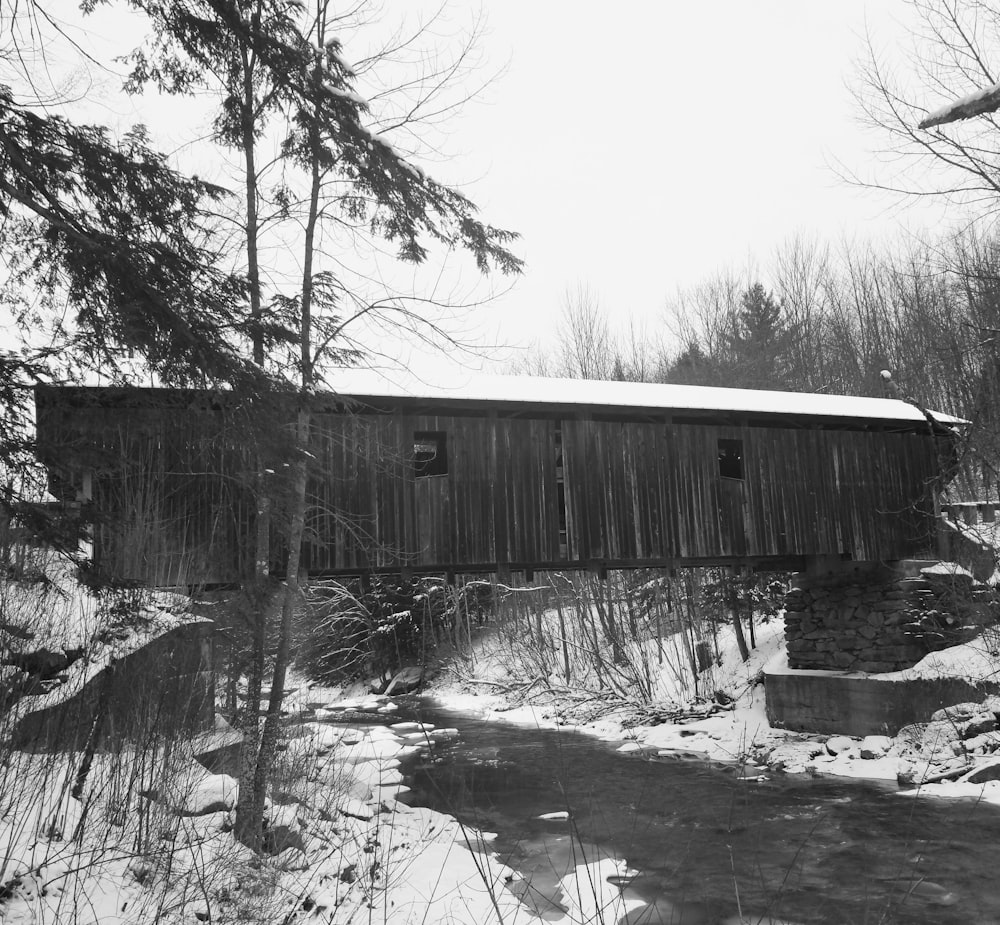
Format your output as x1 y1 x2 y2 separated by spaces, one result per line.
0 700 537 925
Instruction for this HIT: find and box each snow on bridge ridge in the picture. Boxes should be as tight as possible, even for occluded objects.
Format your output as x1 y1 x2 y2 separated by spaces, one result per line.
324 368 965 425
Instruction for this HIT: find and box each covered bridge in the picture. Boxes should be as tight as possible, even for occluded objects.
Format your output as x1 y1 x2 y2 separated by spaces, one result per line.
34 374 957 586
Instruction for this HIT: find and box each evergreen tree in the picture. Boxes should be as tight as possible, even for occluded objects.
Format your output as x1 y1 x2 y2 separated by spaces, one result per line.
665 340 724 387
126 0 522 849
0 8 266 567
0 89 253 386
720 282 798 390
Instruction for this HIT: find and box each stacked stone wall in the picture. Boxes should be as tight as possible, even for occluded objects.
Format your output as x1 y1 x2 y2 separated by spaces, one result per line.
784 563 997 673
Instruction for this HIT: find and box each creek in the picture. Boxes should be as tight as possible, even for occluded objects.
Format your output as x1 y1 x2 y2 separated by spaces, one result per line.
393 699 1000 925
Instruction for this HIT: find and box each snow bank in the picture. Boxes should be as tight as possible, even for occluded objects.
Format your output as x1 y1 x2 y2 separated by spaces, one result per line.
0 703 541 925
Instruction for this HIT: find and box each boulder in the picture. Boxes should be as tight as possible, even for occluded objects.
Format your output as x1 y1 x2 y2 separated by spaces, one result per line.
264 802 304 854
962 761 1000 784
384 666 423 695
765 741 825 773
896 721 958 764
172 773 238 816
960 712 998 738
859 735 892 759
963 732 1000 754
825 736 854 756
930 702 980 724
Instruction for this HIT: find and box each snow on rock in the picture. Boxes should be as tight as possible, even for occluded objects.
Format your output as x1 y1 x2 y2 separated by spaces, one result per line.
324 695 385 711
399 730 433 743
921 561 975 579
366 726 403 741
762 740 826 774
169 772 238 816
379 769 404 787
339 797 375 820
4 581 210 731
960 760 1000 784
291 721 356 752
186 713 243 761
825 735 855 755
266 802 301 833
384 666 423 695
860 736 893 759
537 810 569 821
884 638 1000 682
338 738 406 764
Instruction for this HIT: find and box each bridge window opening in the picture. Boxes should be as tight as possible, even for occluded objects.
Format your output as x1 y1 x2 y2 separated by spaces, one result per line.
414 431 447 477
718 438 744 480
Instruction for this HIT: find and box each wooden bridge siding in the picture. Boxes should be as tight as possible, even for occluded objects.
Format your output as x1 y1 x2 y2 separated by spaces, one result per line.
561 419 671 562
665 425 940 562
306 417 939 570
495 417 560 566
560 419 594 560
868 431 937 556
668 424 720 558
307 413 410 571
36 394 946 580
291 412 561 571
742 426 822 558
450 415 497 565
46 406 255 584
619 421 671 559
409 414 499 567
629 421 673 559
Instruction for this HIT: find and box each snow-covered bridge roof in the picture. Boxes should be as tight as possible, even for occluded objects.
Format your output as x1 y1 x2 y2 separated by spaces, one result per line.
325 369 964 427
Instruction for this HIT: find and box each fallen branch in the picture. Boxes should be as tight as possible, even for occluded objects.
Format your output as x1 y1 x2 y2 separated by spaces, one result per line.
919 765 973 785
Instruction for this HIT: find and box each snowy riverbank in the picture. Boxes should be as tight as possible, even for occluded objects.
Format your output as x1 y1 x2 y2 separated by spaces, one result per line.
427 616 1000 807
7 609 1000 924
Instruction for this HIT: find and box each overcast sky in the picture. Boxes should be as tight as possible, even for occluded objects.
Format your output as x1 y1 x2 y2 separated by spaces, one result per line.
446 0 950 367
18 1 963 379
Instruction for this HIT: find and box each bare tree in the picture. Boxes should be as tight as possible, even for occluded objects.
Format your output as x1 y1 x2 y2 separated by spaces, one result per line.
851 0 1000 216
555 284 618 379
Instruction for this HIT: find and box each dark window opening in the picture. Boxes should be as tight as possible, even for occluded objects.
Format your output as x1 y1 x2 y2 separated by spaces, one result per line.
718 438 744 480
414 431 447 477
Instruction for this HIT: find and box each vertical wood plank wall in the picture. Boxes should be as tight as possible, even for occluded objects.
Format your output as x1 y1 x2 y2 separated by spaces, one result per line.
35 393 945 581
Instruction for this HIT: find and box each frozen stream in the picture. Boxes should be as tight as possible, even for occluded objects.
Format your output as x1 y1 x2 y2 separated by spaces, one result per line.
390 700 1000 925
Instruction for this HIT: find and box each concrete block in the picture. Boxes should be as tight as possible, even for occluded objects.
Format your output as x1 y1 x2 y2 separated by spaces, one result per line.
766 670 1000 737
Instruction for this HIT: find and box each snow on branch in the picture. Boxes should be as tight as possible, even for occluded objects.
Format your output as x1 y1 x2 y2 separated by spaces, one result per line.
919 79 1000 129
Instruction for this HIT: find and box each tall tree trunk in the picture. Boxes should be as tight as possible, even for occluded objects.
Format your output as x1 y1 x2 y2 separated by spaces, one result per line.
234 583 268 849
250 411 309 841
242 65 324 846
233 11 274 849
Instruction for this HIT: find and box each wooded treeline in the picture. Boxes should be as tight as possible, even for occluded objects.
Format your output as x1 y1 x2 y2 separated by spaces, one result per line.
521 231 1000 499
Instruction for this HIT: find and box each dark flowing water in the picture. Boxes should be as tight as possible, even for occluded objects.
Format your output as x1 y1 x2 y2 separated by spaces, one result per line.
393 700 1000 925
